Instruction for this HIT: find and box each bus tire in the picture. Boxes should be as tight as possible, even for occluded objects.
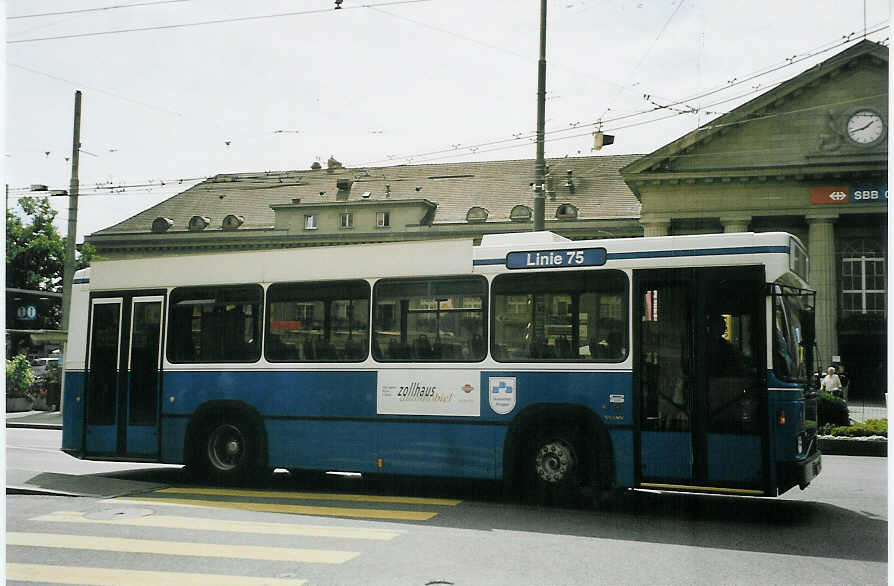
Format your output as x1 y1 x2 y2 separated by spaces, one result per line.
525 428 584 506
197 416 259 485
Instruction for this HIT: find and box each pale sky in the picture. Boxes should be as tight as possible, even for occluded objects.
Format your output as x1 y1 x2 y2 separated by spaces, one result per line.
5 0 890 242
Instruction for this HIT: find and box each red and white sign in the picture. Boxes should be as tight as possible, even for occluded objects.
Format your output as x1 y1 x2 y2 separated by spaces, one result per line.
810 186 851 205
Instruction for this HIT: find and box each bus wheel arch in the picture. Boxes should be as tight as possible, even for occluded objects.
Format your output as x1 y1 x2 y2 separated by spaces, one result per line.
504 404 615 505
186 400 268 484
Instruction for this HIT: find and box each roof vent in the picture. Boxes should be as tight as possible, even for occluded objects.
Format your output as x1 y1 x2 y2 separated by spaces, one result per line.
361 191 371 199
310 161 322 170
510 205 532 222
222 215 244 230
555 203 578 219
291 198 301 204
151 217 174 233
466 206 489 223
188 215 211 231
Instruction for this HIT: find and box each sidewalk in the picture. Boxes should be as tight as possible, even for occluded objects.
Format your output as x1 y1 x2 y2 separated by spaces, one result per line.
6 410 62 430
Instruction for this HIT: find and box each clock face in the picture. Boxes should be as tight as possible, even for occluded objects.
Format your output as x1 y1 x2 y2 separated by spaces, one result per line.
846 110 885 145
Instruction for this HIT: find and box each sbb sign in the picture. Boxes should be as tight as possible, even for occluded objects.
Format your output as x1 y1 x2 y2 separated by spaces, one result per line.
811 185 888 205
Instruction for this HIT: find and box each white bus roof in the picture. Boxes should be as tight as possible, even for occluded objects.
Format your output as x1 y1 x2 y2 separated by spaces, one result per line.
83 231 806 290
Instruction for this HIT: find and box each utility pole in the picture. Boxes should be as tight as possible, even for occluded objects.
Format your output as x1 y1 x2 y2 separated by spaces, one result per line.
62 90 81 335
533 0 547 231
59 90 81 415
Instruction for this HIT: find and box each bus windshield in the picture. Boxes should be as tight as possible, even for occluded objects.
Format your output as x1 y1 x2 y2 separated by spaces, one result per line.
771 285 815 383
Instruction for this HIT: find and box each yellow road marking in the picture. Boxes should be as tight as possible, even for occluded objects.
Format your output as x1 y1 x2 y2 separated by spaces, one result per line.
6 563 307 585
119 496 438 521
639 482 765 496
157 486 462 506
7 532 357 564
31 510 403 541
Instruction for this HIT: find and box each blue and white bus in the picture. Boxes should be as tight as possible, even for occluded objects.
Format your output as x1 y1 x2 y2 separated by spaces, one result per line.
62 231 821 502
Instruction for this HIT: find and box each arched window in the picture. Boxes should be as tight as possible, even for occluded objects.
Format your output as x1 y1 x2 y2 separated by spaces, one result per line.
510 205 532 222
555 203 578 219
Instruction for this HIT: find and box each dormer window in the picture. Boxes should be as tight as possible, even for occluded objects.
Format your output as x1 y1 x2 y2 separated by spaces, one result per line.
510 205 532 222
556 203 578 219
466 206 489 223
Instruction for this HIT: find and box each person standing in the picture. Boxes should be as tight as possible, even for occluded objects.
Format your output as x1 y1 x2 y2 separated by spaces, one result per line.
820 366 843 399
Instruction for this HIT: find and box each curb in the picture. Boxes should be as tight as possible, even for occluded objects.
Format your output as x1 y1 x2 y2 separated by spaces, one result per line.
6 422 62 430
819 437 887 457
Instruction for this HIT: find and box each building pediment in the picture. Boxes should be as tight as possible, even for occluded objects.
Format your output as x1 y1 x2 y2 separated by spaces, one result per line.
622 40 888 195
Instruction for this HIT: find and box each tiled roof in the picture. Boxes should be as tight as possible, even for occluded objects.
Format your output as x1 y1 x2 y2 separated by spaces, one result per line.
95 154 644 235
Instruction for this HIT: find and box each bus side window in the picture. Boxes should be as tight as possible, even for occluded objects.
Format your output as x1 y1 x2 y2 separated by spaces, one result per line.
492 270 628 363
168 285 262 364
373 276 487 363
265 280 370 363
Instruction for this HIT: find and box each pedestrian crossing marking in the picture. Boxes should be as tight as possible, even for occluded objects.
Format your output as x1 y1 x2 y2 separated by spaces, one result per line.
31 510 403 541
157 486 462 506
117 496 439 521
6 563 307 585
7 532 358 564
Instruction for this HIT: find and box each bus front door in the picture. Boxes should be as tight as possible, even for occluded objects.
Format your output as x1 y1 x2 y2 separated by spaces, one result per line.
85 294 164 457
636 267 765 494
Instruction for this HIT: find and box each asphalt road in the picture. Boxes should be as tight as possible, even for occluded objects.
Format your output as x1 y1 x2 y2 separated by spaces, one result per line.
5 427 888 585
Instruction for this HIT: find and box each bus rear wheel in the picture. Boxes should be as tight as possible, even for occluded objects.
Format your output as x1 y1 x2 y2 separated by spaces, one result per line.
196 417 259 485
526 429 584 506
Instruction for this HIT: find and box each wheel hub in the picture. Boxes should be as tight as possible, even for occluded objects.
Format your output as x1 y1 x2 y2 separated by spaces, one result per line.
535 439 575 483
207 424 245 472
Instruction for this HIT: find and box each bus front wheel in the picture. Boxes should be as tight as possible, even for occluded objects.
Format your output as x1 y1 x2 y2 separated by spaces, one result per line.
196 417 259 484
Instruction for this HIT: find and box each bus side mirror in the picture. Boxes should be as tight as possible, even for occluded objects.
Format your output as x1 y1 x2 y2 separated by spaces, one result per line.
799 307 815 348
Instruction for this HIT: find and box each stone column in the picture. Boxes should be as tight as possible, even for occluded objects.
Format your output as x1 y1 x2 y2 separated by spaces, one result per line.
641 220 670 237
807 214 839 368
720 215 751 233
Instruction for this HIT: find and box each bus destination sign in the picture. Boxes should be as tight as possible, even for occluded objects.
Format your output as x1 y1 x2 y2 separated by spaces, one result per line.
506 247 607 270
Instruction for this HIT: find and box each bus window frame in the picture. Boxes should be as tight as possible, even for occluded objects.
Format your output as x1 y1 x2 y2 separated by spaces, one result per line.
490 268 630 363
264 279 371 363
372 274 488 363
167 283 264 364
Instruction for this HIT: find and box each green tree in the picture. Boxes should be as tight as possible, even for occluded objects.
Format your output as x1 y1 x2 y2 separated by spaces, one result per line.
6 196 95 328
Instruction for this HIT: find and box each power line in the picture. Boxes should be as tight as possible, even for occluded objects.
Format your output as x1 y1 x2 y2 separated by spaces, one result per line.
7 0 435 44
349 28 888 167
8 0 190 20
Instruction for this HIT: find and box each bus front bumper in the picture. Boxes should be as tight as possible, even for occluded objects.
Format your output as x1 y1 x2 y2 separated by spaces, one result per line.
777 449 822 493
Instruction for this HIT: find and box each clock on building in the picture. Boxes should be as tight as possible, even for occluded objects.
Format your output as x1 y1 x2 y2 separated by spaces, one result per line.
846 109 885 145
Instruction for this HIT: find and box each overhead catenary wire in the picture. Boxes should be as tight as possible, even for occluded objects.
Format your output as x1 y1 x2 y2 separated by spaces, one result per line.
8 83 888 199
7 0 436 44
348 26 889 167
7 0 191 20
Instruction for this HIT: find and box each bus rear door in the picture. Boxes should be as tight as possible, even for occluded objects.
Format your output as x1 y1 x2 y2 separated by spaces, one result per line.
85 294 164 458
635 267 766 494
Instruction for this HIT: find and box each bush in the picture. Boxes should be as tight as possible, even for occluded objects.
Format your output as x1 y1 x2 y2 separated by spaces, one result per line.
817 391 849 427
821 419 887 438
6 354 34 399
